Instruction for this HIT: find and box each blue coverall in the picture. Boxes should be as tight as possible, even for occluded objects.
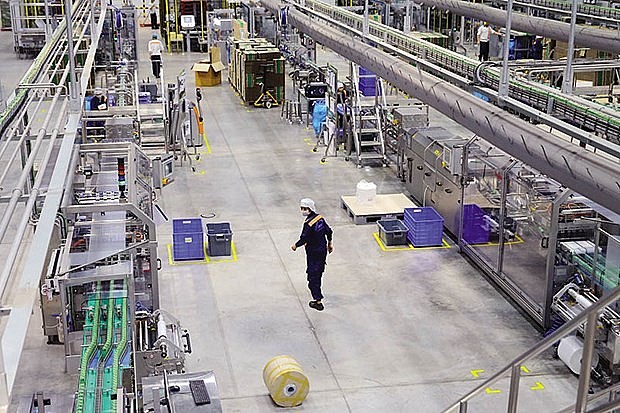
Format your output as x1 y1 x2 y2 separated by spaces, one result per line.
294 211 333 301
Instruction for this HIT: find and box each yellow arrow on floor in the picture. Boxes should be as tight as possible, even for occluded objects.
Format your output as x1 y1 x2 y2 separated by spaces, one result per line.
485 387 501 394
470 369 485 378
521 366 531 373
530 382 545 391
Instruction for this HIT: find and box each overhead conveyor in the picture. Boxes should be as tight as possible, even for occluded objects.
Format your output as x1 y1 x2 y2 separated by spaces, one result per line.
278 0 620 152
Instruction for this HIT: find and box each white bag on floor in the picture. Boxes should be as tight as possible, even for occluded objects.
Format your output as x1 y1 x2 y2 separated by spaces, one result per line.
356 180 376 204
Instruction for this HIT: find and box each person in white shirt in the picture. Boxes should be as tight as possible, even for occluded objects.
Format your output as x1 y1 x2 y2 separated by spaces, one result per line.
476 21 496 62
148 33 165 79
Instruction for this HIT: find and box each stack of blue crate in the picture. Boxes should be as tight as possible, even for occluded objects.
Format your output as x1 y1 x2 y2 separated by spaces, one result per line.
172 218 204 261
404 207 444 247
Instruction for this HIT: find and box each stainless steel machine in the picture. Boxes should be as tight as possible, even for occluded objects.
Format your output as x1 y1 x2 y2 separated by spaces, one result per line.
401 126 620 382
35 142 221 412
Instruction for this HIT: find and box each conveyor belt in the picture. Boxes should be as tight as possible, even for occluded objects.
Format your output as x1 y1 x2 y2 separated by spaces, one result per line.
75 282 130 413
503 0 620 22
296 0 620 145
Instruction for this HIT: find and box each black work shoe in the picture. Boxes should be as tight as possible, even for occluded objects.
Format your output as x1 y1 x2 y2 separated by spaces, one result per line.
309 301 324 311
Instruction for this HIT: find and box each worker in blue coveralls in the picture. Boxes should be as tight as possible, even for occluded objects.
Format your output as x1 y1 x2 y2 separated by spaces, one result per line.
291 198 333 311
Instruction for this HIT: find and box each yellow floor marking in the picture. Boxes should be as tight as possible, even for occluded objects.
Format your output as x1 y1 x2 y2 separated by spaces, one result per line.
530 382 545 391
520 366 530 373
166 241 238 265
373 232 451 251
469 235 525 248
205 241 238 263
470 369 485 378
167 243 208 266
485 388 501 394
202 132 212 154
193 170 206 175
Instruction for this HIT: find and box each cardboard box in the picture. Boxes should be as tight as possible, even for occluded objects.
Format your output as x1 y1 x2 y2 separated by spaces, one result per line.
233 19 249 40
192 48 226 87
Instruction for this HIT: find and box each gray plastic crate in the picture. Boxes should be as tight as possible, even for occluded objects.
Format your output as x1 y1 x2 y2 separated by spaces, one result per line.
206 222 233 256
377 219 409 246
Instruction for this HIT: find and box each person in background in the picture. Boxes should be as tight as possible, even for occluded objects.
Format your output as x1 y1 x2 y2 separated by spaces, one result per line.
477 21 498 61
148 33 165 79
149 0 159 29
91 87 107 110
292 198 333 311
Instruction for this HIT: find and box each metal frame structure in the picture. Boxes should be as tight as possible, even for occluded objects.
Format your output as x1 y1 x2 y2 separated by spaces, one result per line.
263 0 620 215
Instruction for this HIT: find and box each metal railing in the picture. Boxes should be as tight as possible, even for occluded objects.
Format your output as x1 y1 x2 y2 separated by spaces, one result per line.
441 284 620 413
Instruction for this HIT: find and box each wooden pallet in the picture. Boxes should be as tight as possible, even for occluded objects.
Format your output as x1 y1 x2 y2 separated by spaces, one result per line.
340 193 416 225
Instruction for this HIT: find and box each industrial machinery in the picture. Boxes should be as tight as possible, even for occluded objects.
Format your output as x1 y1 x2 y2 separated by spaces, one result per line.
35 142 221 412
282 0 620 149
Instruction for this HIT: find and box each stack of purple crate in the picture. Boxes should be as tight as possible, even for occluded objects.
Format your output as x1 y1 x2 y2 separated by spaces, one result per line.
359 67 377 97
461 204 490 244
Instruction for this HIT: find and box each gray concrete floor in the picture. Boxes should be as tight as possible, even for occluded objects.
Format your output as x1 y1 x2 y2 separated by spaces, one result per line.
7 27 583 412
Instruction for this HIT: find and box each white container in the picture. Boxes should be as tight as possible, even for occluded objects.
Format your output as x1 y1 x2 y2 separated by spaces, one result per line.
356 180 377 204
558 335 599 374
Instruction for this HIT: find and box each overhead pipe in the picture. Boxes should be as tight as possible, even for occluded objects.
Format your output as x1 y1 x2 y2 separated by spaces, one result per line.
413 0 620 54
262 0 620 214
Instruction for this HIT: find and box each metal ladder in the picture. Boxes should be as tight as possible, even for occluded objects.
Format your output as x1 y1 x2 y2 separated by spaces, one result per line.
442 284 620 413
351 64 387 168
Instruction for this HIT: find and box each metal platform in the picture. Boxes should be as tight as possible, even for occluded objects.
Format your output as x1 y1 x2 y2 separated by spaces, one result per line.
340 193 416 224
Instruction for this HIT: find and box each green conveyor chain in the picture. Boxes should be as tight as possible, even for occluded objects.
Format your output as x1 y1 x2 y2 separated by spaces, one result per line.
0 0 84 135
573 255 620 291
110 284 128 413
97 295 115 413
75 282 102 413
302 0 620 138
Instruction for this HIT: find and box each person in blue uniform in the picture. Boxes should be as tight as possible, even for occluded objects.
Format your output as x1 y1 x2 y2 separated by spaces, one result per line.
291 198 333 311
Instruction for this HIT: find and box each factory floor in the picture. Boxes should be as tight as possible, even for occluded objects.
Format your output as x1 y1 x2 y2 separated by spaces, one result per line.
6 28 584 412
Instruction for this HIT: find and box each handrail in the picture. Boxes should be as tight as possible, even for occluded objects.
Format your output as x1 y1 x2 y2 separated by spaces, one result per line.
441 284 620 413
557 381 620 413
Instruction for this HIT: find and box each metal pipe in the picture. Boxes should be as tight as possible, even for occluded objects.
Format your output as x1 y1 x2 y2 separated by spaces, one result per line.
0 93 50 188
64 0 78 100
412 0 620 54
0 99 67 299
575 312 598 412
561 0 578 94
506 364 521 413
0 88 65 244
498 0 513 99
264 0 620 215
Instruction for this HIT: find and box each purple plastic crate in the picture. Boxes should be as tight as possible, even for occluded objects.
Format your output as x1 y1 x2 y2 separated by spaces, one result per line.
173 218 203 235
359 67 374 76
404 207 444 247
172 233 205 261
460 204 490 244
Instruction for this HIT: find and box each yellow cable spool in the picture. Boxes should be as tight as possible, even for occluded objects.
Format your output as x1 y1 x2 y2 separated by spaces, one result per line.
262 355 309 407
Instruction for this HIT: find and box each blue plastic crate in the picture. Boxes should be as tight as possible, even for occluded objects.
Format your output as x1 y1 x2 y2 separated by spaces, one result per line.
404 207 444 247
173 218 203 235
206 222 233 257
172 233 205 261
460 204 490 244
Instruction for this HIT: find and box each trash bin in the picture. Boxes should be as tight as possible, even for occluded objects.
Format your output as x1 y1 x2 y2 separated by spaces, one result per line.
206 222 233 256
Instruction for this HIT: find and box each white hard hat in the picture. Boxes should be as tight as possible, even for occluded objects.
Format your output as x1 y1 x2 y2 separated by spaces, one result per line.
94 87 103 96
337 82 344 89
300 198 316 211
